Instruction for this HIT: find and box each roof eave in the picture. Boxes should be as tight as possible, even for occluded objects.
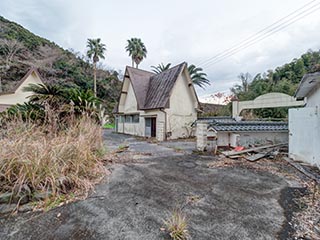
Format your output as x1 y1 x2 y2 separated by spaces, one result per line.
295 72 320 98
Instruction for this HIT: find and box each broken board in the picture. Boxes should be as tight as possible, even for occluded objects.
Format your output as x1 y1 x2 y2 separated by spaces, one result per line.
245 153 268 162
222 143 287 157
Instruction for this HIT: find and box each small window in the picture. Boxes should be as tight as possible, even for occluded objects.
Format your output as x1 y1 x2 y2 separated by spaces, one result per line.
125 115 132 123
132 114 140 123
119 116 124 123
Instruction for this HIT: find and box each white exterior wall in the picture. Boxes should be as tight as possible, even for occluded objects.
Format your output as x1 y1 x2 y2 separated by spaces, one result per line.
217 132 288 147
289 84 320 168
0 72 43 106
166 73 197 139
116 68 198 141
117 79 145 136
141 110 165 141
289 107 320 168
306 85 320 108
217 132 230 147
116 77 166 141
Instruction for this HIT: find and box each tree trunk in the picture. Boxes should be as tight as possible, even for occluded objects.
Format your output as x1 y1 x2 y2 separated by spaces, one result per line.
132 59 134 68
93 62 97 97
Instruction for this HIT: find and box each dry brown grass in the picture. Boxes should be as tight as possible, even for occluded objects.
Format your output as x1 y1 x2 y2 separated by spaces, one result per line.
163 208 189 240
0 116 106 208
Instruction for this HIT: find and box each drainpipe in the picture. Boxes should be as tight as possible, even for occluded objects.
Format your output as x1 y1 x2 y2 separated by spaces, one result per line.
160 108 167 141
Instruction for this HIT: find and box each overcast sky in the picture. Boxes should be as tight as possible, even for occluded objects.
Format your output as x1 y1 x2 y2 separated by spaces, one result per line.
1 0 320 101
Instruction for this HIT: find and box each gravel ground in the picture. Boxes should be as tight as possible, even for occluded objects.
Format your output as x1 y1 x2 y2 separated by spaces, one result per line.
0 130 306 240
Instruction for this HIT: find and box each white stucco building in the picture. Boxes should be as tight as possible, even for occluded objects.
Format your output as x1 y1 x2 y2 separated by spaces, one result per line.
113 63 199 141
289 72 320 168
0 68 44 112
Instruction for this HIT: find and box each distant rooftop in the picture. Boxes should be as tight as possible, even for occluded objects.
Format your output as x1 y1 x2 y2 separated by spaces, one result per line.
295 71 320 99
197 117 288 132
208 121 288 132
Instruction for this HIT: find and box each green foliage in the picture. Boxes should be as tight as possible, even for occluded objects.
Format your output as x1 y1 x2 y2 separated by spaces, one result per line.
86 38 106 64
187 64 210 89
103 123 115 129
231 49 320 118
0 84 103 127
0 16 55 50
151 63 172 73
150 62 210 89
125 38 147 68
0 16 121 115
0 102 44 124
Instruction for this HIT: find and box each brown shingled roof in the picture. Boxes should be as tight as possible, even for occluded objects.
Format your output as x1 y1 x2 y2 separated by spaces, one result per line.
114 62 192 113
141 63 186 110
126 67 155 109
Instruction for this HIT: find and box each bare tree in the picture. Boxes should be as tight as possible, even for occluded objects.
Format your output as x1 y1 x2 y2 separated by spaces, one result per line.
0 39 24 67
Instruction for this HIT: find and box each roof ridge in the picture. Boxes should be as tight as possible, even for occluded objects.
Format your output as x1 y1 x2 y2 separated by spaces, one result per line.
126 66 155 75
152 62 186 76
0 67 43 95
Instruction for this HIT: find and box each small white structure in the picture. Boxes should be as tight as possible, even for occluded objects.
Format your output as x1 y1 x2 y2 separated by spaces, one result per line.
114 63 199 141
196 118 288 150
232 92 305 117
0 68 44 112
289 72 320 168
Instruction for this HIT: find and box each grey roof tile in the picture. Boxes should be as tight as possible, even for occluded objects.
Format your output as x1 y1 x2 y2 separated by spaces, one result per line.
208 121 288 132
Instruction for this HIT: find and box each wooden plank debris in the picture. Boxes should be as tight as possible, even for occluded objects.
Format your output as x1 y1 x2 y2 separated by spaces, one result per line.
222 142 288 157
283 157 320 184
228 155 242 159
245 152 268 162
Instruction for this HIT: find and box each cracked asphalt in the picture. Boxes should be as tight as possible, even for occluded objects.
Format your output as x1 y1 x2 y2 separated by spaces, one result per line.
0 130 298 239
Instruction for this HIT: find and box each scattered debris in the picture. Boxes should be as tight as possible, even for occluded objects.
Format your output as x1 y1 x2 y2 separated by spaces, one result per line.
234 146 245 152
245 152 270 162
283 157 320 184
222 142 287 157
291 181 320 239
186 195 202 205
115 145 129 153
208 154 320 239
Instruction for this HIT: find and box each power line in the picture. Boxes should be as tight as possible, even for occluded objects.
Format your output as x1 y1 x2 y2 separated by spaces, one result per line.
201 5 320 68
197 0 319 66
196 0 320 67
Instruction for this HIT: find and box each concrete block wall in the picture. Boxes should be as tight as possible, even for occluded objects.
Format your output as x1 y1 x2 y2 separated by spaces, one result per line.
196 122 208 151
157 121 165 141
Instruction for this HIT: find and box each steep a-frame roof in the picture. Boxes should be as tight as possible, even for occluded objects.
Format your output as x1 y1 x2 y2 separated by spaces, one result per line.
115 62 197 113
142 63 185 110
0 67 44 96
126 67 155 109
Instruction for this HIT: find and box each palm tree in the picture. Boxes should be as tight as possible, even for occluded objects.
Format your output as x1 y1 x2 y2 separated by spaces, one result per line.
151 63 171 74
187 64 210 89
86 38 106 97
125 38 147 68
24 83 66 109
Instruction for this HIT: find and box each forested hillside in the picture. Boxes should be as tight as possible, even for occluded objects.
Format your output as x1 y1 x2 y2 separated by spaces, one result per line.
231 49 320 118
0 16 121 114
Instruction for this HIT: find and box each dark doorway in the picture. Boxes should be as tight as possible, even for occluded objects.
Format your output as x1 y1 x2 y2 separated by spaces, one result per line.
145 117 156 137
151 118 156 137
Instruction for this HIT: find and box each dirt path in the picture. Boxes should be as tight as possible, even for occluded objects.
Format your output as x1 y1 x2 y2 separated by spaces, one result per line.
0 131 300 239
